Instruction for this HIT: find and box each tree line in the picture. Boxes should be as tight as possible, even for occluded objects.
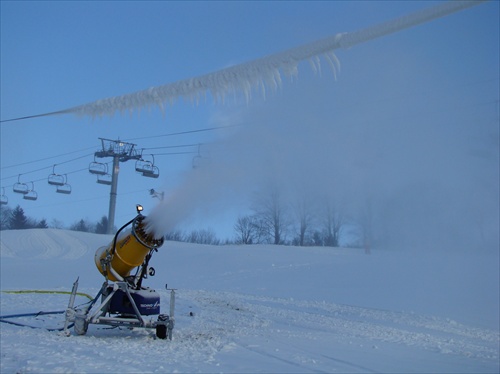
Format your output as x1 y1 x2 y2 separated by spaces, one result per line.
0 205 110 234
1 194 361 248
231 188 347 247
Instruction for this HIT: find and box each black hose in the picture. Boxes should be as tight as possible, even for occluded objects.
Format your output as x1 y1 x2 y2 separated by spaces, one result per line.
0 310 73 331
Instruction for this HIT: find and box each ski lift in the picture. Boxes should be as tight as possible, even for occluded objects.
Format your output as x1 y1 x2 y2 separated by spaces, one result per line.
23 182 38 201
48 165 66 186
135 159 154 174
97 173 112 185
192 144 207 169
192 154 202 169
89 159 108 176
136 154 160 178
13 175 29 194
0 188 8 205
47 166 72 194
142 165 160 178
56 183 72 194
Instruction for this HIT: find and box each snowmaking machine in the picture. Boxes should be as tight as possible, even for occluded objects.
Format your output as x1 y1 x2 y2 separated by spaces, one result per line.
63 205 175 339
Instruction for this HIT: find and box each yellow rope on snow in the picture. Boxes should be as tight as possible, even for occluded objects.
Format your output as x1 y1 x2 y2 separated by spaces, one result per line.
2 290 94 301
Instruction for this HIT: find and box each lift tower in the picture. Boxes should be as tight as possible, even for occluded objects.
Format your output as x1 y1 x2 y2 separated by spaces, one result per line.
94 138 141 234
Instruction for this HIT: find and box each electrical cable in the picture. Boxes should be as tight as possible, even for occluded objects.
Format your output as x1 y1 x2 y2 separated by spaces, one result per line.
0 310 71 331
0 290 95 331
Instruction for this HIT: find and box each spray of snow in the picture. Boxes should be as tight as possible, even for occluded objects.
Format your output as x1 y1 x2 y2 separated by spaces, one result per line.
144 51 499 251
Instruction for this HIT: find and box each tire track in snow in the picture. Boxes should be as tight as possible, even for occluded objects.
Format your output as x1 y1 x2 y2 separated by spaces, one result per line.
183 290 499 364
1 288 498 373
237 343 332 374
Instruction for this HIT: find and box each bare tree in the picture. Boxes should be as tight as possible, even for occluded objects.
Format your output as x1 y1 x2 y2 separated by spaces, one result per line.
321 199 343 247
50 218 65 229
165 230 184 242
292 194 316 246
234 215 257 244
357 198 373 254
186 228 220 245
252 188 290 245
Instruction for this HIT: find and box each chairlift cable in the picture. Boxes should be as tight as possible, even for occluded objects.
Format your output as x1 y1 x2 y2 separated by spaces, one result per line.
124 124 242 142
1 149 96 170
1 154 95 182
141 143 202 151
151 151 198 156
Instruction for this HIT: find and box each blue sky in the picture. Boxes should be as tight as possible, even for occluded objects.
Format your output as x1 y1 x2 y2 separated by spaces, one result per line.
1 1 498 243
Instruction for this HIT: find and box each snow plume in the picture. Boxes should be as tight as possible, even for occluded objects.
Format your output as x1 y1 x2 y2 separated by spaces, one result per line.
0 0 485 123
145 54 499 251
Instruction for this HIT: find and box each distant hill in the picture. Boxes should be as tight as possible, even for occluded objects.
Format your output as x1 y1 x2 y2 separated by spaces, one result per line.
0 229 112 260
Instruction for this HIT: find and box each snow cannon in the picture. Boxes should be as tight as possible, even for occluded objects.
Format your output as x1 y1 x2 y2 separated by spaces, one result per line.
64 204 175 340
94 207 163 282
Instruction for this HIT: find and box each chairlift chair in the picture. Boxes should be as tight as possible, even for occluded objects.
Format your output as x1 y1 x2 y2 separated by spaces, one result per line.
13 176 29 194
192 144 203 169
136 154 159 178
142 165 160 178
23 190 38 201
0 188 8 205
89 161 108 176
48 174 65 186
135 159 154 174
23 182 37 201
97 174 112 185
48 165 66 186
56 183 72 194
192 155 202 169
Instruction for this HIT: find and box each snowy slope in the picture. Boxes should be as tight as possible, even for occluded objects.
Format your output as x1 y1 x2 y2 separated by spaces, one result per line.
1 229 499 373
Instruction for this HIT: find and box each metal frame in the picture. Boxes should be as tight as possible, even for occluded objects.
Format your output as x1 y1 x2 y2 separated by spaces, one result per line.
65 279 175 340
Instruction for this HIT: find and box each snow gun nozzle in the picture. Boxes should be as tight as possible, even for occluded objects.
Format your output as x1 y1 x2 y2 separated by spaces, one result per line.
95 205 164 281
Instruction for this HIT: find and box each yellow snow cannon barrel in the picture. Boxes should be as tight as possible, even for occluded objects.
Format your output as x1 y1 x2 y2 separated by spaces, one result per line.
94 215 163 281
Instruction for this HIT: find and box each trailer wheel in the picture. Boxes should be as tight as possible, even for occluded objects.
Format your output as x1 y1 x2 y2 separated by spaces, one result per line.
156 324 167 339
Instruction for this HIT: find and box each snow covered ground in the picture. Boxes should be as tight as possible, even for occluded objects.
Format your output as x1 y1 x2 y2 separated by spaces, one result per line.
1 228 499 373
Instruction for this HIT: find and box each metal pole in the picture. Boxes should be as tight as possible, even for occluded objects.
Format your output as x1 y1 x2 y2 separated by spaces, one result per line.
107 155 120 235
